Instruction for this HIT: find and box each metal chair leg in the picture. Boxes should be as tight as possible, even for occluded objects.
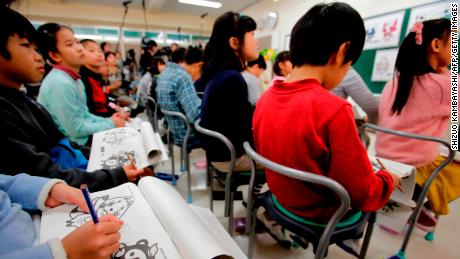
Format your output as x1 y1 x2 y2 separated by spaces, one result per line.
180 146 185 172
248 205 257 259
167 132 176 186
359 212 375 259
186 151 192 203
227 192 235 236
209 168 214 212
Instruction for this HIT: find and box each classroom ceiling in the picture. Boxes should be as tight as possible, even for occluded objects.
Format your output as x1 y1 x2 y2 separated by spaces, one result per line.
57 0 262 17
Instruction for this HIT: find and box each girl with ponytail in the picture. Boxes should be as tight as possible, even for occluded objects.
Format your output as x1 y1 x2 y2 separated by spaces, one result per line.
376 18 458 231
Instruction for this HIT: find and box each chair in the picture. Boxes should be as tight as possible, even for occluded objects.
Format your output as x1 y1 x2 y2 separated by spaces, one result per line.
143 96 159 132
194 119 266 236
360 123 455 259
243 142 375 259
161 109 196 203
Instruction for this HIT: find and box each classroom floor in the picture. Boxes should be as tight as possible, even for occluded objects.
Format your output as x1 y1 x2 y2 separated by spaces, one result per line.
154 143 460 259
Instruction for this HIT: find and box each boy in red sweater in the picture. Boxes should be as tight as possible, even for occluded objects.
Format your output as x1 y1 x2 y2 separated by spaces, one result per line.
253 2 400 224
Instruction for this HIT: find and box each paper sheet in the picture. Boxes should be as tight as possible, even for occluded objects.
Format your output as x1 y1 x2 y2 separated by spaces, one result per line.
87 122 167 171
190 205 247 259
138 177 235 259
40 183 181 259
140 122 168 164
370 156 416 207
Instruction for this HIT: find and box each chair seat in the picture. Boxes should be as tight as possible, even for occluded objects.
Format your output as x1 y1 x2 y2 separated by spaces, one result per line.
256 191 371 254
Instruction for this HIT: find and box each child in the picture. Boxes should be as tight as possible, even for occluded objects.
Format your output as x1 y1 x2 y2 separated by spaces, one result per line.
157 47 203 146
272 51 292 81
0 3 150 191
80 39 113 117
253 2 400 225
332 68 379 124
0 173 122 259
35 23 127 146
138 56 166 103
375 18 458 230
105 51 123 96
242 54 266 105
200 12 260 172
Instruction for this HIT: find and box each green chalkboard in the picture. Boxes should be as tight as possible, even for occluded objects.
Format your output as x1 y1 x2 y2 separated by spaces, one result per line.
353 10 410 93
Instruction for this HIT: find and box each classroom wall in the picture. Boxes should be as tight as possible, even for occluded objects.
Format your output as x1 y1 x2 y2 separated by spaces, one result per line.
14 0 214 34
243 0 439 51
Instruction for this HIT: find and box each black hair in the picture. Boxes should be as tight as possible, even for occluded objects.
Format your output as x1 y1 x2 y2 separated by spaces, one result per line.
290 2 365 67
184 46 203 65
104 51 116 60
247 54 266 69
171 46 204 65
36 23 72 64
201 12 257 81
100 41 109 50
391 18 451 114
171 47 186 63
148 57 165 75
273 51 291 76
0 1 37 59
142 38 157 50
79 38 97 48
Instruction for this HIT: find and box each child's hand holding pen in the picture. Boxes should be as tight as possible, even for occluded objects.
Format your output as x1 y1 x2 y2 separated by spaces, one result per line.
127 153 137 170
45 183 89 213
122 154 154 181
376 158 404 193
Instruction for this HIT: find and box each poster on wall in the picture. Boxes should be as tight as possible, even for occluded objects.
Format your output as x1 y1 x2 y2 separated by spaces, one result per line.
371 48 398 82
406 1 450 35
364 11 405 50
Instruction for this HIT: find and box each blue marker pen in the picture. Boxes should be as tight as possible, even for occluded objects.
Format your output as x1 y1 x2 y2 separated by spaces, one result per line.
81 184 99 224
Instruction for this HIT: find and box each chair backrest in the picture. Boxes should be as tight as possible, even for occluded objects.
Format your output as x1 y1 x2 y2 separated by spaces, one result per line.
243 142 351 259
194 118 236 217
144 96 158 131
360 123 454 200
360 123 455 250
161 109 190 157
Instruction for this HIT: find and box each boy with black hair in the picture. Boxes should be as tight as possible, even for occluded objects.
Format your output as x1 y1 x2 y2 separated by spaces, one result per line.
156 46 203 146
80 39 114 117
140 39 158 75
0 4 151 192
0 2 125 258
254 2 400 225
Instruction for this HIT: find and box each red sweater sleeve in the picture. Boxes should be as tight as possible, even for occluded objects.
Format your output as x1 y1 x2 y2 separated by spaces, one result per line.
326 104 394 211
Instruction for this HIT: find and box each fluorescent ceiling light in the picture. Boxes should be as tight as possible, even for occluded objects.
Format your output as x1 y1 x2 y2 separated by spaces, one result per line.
178 0 222 9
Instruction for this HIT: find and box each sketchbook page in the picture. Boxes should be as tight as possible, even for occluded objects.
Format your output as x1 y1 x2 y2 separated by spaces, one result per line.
87 127 149 171
370 156 416 207
138 177 232 259
139 121 167 164
155 132 169 162
347 97 367 120
377 201 413 234
190 205 247 259
440 145 460 162
125 117 145 130
40 183 181 259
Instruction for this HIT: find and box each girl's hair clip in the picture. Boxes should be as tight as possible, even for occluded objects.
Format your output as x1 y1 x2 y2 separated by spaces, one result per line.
410 22 424 45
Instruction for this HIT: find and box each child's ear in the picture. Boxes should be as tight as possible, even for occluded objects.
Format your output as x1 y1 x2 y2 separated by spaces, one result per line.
430 38 441 53
49 51 61 64
229 37 239 50
335 41 350 65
